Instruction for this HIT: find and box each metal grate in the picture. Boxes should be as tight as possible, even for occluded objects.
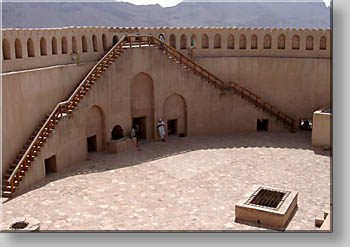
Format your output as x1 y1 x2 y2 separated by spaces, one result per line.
245 187 291 211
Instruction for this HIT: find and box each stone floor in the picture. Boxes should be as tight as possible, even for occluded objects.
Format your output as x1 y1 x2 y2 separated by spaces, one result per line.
1 132 331 231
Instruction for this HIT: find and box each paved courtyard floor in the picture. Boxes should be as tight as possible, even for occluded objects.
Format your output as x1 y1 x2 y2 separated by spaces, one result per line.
1 132 331 231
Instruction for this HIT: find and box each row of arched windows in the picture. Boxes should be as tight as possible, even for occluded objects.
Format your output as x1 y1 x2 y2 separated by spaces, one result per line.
168 33 327 51
3 32 327 60
2 34 120 60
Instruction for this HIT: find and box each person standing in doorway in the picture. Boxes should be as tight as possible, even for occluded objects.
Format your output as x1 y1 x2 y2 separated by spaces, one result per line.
156 118 166 142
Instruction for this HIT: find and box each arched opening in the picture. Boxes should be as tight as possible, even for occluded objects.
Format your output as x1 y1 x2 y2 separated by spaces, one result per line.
130 72 154 140
239 34 246 49
263 34 271 49
306 35 314 50
320 36 326 50
92 35 98 52
40 37 47 56
292 35 300 50
112 35 119 46
51 37 58 55
82 35 88 52
61 36 68 54
214 34 221 49
102 34 108 51
72 36 77 54
111 125 124 140
180 34 187 49
86 105 105 152
251 34 257 49
27 38 35 57
227 34 234 49
163 94 187 137
2 39 11 60
190 34 197 48
202 34 209 49
169 34 176 49
278 34 285 49
15 39 22 59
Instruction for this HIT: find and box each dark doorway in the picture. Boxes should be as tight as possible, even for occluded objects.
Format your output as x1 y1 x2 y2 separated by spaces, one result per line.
87 135 97 152
45 155 57 176
257 119 268 131
299 118 312 130
111 125 124 140
167 119 177 135
133 117 147 140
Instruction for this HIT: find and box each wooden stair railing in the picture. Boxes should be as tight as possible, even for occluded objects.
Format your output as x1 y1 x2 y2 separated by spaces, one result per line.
2 35 143 197
2 35 294 198
139 35 295 129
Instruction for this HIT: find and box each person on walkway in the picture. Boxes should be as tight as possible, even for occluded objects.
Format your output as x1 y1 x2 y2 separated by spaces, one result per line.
159 34 165 50
156 118 166 142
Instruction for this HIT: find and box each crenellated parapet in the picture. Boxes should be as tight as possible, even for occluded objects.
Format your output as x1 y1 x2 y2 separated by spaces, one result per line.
2 26 331 73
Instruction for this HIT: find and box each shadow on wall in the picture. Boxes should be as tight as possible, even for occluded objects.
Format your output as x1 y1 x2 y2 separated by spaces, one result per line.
7 131 330 200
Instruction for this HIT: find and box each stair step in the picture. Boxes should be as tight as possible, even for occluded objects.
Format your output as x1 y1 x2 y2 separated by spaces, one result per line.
2 191 14 198
2 185 18 192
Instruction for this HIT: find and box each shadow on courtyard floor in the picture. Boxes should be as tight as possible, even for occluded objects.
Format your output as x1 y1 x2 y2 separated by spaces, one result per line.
8 131 330 200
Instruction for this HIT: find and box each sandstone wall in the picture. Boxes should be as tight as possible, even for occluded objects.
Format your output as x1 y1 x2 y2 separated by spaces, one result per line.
2 27 330 73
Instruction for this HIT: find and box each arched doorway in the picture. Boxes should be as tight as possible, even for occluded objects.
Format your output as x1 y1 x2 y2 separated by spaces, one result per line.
162 94 187 137
111 125 124 140
86 105 105 152
130 72 154 140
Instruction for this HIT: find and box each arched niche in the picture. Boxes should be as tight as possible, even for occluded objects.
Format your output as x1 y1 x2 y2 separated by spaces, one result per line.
112 35 119 46
180 34 187 49
251 34 257 49
190 34 197 48
227 34 234 49
320 36 326 50
72 36 77 54
27 38 35 57
263 34 271 49
130 72 155 140
214 34 221 49
51 37 58 55
169 34 176 49
92 34 98 52
61 36 68 54
102 34 108 51
111 125 124 140
306 35 314 50
202 34 209 49
239 34 246 49
292 35 300 50
82 35 88 52
278 34 285 49
40 37 47 55
162 94 187 137
15 39 23 58
86 105 106 152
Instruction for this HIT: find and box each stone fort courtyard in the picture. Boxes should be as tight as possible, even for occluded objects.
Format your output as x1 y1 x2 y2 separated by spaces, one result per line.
1 132 330 231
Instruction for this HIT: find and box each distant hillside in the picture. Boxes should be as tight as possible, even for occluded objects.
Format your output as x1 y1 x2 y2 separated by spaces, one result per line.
2 1 330 29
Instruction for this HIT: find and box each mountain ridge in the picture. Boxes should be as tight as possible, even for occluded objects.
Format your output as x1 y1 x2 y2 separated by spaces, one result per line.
2 2 330 29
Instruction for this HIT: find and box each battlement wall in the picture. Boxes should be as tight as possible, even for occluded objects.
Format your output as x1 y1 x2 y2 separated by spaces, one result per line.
2 26 330 73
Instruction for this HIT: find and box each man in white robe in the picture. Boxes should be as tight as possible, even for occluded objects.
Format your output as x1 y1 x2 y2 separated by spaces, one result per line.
157 119 166 142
